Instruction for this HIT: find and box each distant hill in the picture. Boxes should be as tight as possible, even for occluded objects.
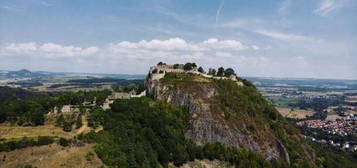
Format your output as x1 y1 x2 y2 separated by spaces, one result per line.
0 69 49 78
246 77 357 89
0 69 145 80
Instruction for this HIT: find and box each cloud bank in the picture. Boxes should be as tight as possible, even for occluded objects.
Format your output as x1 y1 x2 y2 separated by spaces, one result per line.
1 42 98 58
0 38 254 59
0 38 262 74
0 36 355 79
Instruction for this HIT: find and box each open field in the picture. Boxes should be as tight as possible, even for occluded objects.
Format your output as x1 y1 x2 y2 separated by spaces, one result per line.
0 125 72 140
0 115 91 140
325 114 344 121
325 106 357 121
266 97 298 108
0 144 105 168
276 107 315 119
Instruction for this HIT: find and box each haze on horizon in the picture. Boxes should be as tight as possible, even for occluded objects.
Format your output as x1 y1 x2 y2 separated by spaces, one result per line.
0 0 356 79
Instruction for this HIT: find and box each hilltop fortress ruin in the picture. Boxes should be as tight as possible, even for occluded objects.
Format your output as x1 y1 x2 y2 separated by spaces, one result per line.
47 62 242 115
148 62 241 83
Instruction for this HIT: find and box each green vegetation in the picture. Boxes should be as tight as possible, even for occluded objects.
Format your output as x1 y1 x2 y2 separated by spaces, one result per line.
198 66 204 73
213 78 356 168
173 64 180 69
58 137 71 147
207 67 236 77
56 113 82 132
0 136 54 152
183 62 197 71
0 89 111 126
214 79 279 120
213 79 319 167
0 86 51 102
217 67 225 76
112 83 145 94
161 73 198 85
224 68 236 77
308 141 357 168
87 106 105 129
1 68 356 167
68 78 143 86
161 73 347 167
208 68 217 75
81 97 294 168
157 62 166 66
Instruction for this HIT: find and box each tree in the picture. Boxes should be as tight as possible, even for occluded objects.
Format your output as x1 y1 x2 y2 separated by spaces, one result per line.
157 62 166 66
59 137 70 147
224 68 235 77
88 106 105 129
198 67 205 73
173 64 180 69
183 62 197 71
208 68 216 76
217 67 225 76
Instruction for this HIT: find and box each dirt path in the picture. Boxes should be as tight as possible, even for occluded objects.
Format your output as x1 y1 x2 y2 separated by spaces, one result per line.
72 115 91 136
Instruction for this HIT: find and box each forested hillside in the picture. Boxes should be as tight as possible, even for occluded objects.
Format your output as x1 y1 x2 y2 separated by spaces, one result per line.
81 98 291 167
0 86 48 102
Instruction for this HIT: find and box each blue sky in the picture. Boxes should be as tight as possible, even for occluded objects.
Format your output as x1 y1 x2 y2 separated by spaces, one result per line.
0 0 356 79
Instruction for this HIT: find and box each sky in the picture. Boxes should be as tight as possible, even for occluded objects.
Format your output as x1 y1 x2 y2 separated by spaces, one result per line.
0 0 356 79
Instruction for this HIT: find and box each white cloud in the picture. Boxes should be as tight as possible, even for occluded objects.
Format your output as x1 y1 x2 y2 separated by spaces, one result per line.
1 42 98 58
108 38 249 54
4 42 37 53
215 51 233 58
313 0 350 16
314 0 336 16
0 38 254 64
110 38 200 52
202 38 248 50
255 30 314 42
220 18 264 29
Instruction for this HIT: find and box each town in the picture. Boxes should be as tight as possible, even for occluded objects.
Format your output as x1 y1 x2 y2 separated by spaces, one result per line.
251 77 357 152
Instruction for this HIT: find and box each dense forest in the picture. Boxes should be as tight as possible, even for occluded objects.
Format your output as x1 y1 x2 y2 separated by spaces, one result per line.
81 98 290 168
80 96 357 168
0 86 51 102
0 87 111 126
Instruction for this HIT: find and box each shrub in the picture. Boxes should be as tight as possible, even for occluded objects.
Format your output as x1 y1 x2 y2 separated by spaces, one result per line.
86 152 95 161
198 67 205 73
37 136 55 145
173 64 180 69
217 67 225 76
224 68 235 77
157 62 166 66
0 136 54 152
59 138 70 147
183 62 197 71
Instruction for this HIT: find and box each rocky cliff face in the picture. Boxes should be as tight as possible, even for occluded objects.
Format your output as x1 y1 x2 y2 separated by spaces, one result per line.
145 73 295 163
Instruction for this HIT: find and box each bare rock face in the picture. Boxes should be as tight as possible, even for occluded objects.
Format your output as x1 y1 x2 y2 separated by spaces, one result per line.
146 77 291 163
